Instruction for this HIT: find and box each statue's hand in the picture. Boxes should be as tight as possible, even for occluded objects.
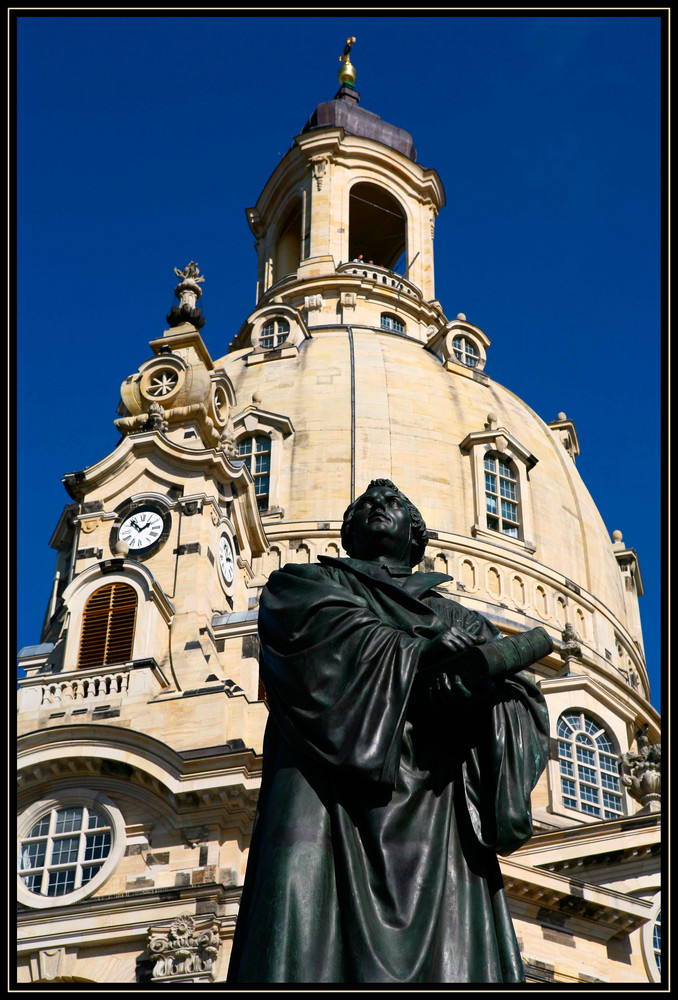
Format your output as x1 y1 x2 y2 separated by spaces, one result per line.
419 622 483 672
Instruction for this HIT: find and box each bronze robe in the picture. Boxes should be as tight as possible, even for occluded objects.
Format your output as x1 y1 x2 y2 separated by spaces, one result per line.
227 557 549 984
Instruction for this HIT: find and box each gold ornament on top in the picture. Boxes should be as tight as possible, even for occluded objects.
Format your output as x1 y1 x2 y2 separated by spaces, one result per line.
338 36 356 87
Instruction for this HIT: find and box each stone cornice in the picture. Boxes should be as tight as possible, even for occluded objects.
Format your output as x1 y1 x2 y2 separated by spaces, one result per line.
17 725 262 799
17 880 242 942
513 810 661 867
62 432 248 501
500 857 654 940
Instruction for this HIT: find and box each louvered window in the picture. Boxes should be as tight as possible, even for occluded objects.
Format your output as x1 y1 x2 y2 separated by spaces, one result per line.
77 583 137 668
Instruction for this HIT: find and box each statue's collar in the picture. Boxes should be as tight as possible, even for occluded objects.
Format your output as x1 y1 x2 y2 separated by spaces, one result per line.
317 555 453 599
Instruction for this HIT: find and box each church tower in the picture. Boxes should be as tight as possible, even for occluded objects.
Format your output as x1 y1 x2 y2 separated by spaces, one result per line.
18 42 660 985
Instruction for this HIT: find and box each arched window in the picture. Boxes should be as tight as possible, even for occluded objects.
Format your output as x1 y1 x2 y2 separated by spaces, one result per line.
349 182 407 271
19 804 113 898
77 583 137 668
260 318 290 349
452 334 479 368
556 710 624 819
237 435 271 512
380 312 406 334
653 908 662 976
273 199 302 284
484 453 520 537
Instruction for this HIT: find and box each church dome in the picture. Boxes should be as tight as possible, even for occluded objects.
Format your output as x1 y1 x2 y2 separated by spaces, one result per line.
220 322 640 662
218 79 648 706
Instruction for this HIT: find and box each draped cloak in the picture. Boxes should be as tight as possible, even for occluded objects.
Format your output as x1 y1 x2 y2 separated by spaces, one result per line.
226 556 549 984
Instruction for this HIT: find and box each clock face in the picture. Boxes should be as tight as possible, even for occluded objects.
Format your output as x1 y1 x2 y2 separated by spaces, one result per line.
218 534 235 585
119 507 166 552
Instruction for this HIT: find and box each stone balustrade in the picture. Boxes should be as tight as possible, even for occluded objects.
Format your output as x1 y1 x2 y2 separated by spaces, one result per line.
39 670 130 706
17 657 168 717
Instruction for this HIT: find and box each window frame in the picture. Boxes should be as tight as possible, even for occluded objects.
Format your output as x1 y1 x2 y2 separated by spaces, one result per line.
556 710 625 821
380 312 406 335
236 434 272 513
17 791 125 909
639 892 661 983
483 452 521 538
259 317 290 350
452 333 480 368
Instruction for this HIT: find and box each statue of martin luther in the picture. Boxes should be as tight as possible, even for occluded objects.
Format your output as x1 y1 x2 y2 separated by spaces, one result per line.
227 479 551 983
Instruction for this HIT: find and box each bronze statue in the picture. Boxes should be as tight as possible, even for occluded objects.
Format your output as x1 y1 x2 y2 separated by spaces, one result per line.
227 479 551 983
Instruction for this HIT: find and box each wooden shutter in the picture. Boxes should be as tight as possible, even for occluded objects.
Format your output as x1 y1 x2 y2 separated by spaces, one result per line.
78 583 137 668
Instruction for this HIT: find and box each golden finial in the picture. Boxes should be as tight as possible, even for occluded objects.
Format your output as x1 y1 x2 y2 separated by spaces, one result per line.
338 36 357 87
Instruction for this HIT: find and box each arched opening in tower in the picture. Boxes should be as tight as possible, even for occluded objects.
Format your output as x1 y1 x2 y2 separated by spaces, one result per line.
348 183 407 273
273 198 302 284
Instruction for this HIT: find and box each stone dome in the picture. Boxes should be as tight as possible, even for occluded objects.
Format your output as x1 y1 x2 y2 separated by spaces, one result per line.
219 327 624 610
217 91 647 703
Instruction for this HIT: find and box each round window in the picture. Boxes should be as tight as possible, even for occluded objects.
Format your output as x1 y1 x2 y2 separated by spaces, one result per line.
139 358 186 403
17 792 125 908
452 335 480 367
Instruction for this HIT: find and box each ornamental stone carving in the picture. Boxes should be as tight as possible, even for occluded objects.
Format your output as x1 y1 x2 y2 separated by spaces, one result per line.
310 155 330 190
167 261 206 329
559 621 582 661
147 913 221 982
145 402 169 432
620 727 661 812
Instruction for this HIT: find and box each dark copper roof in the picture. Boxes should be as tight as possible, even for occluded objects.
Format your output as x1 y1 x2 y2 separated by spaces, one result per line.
300 87 417 161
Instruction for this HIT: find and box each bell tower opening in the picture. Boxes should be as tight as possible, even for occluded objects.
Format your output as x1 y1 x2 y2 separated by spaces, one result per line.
273 197 302 284
348 182 407 273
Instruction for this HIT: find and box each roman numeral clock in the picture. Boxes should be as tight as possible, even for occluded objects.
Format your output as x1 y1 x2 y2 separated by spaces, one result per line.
111 501 172 558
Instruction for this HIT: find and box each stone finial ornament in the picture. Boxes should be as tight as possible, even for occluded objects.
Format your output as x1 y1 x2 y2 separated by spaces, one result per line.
167 261 206 330
174 261 205 286
620 726 661 812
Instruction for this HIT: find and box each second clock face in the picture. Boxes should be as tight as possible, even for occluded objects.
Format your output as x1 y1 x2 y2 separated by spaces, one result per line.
218 533 235 585
118 507 167 552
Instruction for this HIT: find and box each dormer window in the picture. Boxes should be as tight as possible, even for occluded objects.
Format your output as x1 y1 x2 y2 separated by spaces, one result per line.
381 313 406 334
260 318 290 350
460 422 537 554
452 335 479 368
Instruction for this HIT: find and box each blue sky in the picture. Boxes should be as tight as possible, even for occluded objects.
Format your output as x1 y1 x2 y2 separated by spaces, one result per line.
15 14 664 710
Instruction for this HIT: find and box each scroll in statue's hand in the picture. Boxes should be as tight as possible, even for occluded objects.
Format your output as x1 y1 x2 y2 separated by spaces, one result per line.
418 624 554 705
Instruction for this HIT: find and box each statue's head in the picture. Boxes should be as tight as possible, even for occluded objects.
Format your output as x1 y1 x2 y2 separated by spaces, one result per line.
341 479 428 567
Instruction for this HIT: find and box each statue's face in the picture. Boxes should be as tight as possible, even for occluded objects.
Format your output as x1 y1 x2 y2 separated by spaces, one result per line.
349 485 412 562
